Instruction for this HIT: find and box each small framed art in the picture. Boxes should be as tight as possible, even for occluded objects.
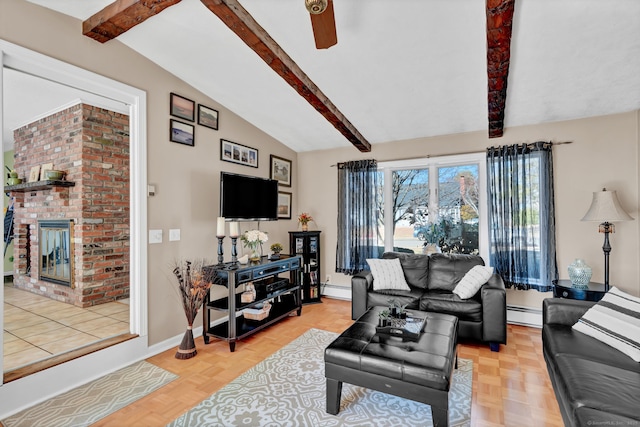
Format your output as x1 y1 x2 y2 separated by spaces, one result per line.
220 139 258 168
170 119 195 146
198 104 219 130
270 155 292 187
278 191 292 219
170 93 195 122
28 165 41 182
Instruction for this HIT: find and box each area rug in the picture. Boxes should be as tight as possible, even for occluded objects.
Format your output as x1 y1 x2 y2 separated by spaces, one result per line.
2 360 177 427
168 328 472 427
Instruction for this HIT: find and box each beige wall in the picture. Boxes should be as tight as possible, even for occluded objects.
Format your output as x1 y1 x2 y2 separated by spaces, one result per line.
299 111 640 307
1 0 298 345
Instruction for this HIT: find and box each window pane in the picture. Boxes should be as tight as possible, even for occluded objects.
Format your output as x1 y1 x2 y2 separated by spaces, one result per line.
437 165 479 254
390 169 429 254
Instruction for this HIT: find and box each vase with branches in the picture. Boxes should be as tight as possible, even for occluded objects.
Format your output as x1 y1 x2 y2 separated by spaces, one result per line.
172 260 215 359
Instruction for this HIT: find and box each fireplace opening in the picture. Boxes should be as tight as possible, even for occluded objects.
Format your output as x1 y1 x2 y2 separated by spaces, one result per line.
39 220 74 287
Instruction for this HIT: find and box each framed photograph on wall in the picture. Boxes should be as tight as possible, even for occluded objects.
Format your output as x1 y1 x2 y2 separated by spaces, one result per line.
278 191 292 219
170 119 195 146
170 93 195 122
197 104 219 130
270 155 292 187
220 139 258 168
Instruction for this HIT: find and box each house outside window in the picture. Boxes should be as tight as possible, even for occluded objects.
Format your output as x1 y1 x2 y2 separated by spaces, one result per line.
376 153 489 260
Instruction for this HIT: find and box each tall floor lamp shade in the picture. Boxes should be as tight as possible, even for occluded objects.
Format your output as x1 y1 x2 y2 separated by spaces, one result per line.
581 188 634 291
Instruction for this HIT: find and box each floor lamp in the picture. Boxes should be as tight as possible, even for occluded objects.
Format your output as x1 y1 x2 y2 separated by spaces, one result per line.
581 188 634 291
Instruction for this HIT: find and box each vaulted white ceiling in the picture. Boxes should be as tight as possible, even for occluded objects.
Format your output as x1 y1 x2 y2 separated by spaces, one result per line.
10 0 640 153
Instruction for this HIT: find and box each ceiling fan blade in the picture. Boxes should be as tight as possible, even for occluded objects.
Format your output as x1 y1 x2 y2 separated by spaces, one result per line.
310 0 337 49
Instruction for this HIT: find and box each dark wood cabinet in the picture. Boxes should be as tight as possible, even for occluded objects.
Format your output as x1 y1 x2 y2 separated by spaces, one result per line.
202 255 302 352
289 231 322 304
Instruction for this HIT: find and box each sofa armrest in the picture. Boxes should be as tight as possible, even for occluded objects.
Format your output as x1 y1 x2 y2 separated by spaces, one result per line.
480 274 507 344
543 298 595 326
351 271 373 320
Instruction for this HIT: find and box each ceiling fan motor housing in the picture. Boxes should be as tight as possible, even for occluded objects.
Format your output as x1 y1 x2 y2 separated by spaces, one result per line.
305 0 328 14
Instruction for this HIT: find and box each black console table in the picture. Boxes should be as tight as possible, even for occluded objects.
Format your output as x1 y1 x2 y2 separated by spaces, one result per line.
203 255 302 352
552 279 607 302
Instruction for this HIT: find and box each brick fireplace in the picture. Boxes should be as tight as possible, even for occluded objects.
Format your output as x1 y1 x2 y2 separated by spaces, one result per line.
9 103 130 308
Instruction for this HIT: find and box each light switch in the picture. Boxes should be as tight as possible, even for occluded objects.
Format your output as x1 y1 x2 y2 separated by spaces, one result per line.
169 229 181 241
149 229 163 244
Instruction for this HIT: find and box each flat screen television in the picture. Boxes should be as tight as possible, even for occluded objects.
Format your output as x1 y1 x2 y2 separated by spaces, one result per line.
220 172 278 221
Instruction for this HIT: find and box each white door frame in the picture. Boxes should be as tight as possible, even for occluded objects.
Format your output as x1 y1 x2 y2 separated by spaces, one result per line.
0 39 148 416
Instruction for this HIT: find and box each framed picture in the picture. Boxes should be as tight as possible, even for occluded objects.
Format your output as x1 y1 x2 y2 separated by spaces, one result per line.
41 163 53 175
170 119 195 146
270 155 292 187
28 165 41 182
278 191 292 219
170 93 195 122
220 139 258 168
197 104 219 130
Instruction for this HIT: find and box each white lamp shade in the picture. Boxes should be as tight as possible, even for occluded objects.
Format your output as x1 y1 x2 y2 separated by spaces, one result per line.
581 189 634 222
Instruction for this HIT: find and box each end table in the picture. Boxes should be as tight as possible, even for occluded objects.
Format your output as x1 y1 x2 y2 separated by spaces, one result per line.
552 279 607 302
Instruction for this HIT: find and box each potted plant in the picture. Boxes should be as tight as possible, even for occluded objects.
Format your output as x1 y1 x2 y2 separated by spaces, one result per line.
378 309 391 327
388 299 408 319
298 212 313 232
422 218 453 254
270 242 283 259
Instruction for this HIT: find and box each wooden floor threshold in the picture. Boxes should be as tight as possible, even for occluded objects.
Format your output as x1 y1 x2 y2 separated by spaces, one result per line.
3 333 137 384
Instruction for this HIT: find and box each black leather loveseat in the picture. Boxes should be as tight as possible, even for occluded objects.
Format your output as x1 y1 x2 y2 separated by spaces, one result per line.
351 252 507 351
542 298 640 426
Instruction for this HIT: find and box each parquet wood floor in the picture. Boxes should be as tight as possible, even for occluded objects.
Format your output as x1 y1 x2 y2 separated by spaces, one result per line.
82 298 564 426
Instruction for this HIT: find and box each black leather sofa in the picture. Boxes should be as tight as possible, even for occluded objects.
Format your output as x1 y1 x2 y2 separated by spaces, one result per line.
542 298 640 426
351 252 507 351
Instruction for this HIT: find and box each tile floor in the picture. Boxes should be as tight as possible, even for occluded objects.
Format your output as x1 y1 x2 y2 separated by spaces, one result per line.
3 283 130 372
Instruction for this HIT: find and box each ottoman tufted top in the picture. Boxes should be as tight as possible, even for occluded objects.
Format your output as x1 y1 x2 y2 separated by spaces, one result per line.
325 306 458 391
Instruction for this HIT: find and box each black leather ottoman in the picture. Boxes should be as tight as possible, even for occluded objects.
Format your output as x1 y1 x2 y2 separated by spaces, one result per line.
324 306 458 427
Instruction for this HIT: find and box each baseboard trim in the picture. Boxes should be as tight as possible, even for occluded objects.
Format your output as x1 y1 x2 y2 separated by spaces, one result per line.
321 283 351 300
507 304 542 328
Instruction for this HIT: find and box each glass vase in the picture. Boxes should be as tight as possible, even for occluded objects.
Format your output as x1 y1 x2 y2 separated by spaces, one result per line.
249 246 261 262
568 259 592 289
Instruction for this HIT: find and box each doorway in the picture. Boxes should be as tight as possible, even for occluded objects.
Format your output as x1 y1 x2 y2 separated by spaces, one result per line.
0 39 147 382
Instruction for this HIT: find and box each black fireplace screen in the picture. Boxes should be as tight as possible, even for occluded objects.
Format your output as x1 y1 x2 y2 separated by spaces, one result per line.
39 219 74 287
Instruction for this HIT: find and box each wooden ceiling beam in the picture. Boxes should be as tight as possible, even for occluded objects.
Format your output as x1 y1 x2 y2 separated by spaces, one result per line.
485 0 515 138
200 0 371 152
83 0 182 43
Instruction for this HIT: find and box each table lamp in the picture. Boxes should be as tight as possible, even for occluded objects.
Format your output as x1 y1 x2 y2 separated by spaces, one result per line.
581 188 634 291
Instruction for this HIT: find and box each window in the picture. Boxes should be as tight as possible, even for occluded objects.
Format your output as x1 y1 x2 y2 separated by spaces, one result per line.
376 154 488 260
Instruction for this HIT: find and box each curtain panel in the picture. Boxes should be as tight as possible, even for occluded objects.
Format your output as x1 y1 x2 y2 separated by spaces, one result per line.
336 159 378 275
487 142 558 292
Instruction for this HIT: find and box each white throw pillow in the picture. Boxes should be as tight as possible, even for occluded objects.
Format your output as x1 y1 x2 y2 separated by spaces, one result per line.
367 258 411 291
572 286 640 362
452 265 494 299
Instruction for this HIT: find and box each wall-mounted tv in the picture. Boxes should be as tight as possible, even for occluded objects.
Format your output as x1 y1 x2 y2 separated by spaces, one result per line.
220 172 278 221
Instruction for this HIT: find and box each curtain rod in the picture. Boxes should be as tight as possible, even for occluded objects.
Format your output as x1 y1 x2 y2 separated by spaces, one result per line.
330 140 572 167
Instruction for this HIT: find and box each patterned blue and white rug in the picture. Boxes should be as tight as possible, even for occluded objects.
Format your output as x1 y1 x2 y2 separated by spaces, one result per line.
2 360 177 427
168 328 472 427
